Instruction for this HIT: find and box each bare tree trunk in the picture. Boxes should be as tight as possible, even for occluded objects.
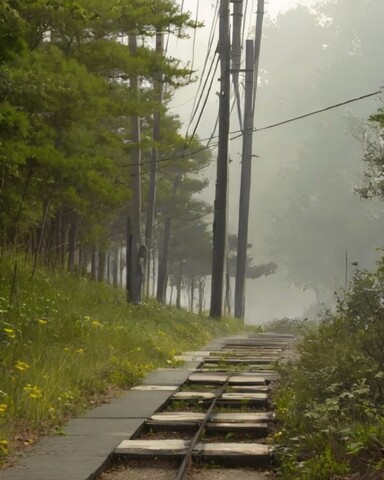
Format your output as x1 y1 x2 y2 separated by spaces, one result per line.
190 274 195 313
127 33 144 304
176 261 183 309
157 174 181 303
157 217 171 303
198 277 205 315
60 210 66 269
113 247 119 287
145 30 164 297
91 247 97 281
67 213 77 273
98 249 106 282
31 197 51 279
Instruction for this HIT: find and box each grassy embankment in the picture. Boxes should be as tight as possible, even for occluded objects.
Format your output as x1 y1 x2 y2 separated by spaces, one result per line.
268 260 384 479
0 256 249 465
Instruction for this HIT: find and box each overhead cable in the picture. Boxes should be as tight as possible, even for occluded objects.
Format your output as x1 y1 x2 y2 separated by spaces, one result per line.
127 89 382 174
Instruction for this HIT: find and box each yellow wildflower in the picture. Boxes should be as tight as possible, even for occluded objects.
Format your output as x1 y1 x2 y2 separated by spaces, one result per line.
0 404 7 415
3 328 16 339
37 319 48 326
15 360 30 371
75 348 84 354
23 384 43 399
0 439 8 454
91 320 103 328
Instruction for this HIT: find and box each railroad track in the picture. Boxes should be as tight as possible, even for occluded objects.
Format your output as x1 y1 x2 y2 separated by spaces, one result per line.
99 333 294 480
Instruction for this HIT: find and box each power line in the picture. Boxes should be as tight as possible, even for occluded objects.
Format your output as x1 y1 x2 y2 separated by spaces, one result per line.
185 1 219 137
125 90 382 174
125 142 219 173
186 53 219 138
189 0 200 82
254 90 382 132
199 89 383 142
185 55 220 150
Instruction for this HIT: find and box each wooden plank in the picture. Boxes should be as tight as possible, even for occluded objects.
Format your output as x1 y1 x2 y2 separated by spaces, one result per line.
229 385 270 393
228 375 266 385
221 392 268 401
131 385 178 391
172 391 215 400
150 412 206 422
205 422 268 432
188 373 229 383
211 412 274 422
115 439 189 455
193 442 271 457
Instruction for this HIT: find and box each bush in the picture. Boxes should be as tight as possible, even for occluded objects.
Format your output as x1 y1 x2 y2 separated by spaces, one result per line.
272 259 384 478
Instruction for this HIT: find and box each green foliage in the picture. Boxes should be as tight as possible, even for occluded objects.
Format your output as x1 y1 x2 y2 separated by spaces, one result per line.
262 317 317 336
357 109 384 201
272 258 384 478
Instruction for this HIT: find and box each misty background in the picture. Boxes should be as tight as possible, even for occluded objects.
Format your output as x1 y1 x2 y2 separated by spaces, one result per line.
168 0 384 323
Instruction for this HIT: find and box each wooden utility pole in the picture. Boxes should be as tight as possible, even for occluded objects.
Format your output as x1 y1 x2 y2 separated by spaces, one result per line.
210 0 231 318
127 33 143 304
235 0 264 319
145 30 164 297
234 40 254 319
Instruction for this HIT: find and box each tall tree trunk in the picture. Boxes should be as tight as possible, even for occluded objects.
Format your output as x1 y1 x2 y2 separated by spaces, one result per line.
198 277 205 315
157 216 171 303
156 175 181 303
176 261 184 309
31 197 51 279
67 213 78 273
145 29 164 297
98 249 106 282
91 246 97 281
190 274 195 313
127 32 144 304
60 210 67 269
11 159 34 247
113 247 119 287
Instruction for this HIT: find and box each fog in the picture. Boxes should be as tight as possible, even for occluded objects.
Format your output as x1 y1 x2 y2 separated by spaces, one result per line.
169 0 384 324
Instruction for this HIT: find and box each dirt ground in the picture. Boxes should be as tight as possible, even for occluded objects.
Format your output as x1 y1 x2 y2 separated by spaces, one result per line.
99 460 275 480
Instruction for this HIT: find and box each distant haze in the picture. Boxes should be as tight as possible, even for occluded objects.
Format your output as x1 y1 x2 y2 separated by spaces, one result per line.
170 0 384 324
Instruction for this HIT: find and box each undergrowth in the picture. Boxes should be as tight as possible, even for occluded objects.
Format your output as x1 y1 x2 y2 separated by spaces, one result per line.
271 259 384 479
0 254 247 465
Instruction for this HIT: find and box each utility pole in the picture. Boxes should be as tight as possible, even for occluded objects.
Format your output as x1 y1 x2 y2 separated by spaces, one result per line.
234 40 254 319
210 0 231 318
235 0 265 319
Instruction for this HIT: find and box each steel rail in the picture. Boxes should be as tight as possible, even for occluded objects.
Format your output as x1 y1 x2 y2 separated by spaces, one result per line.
174 374 233 480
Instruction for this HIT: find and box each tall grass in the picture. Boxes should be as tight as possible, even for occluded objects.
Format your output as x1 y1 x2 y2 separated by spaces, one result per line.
0 255 247 464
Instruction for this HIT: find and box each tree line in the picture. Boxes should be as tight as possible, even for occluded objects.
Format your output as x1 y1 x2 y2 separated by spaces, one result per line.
0 0 219 309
